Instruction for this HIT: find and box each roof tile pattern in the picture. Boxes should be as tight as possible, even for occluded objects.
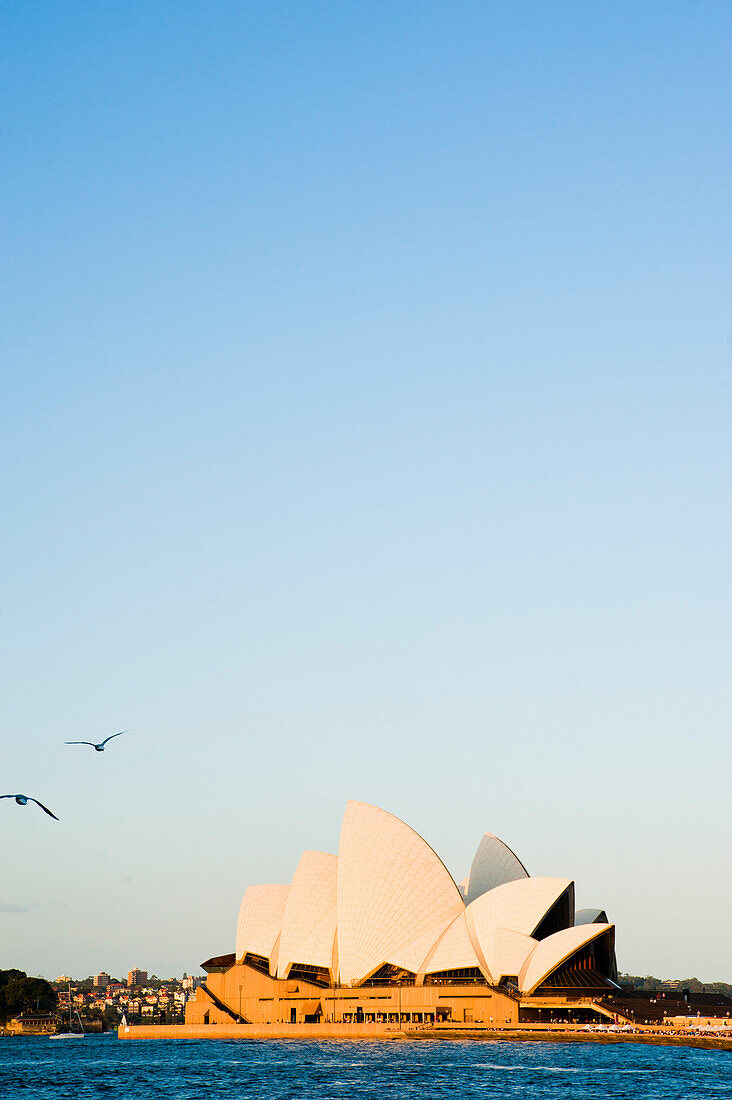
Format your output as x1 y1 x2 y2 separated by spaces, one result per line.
276 851 338 978
465 834 529 905
465 877 572 980
519 923 614 994
336 801 464 985
419 911 480 975
235 884 289 963
467 876 572 938
477 926 538 982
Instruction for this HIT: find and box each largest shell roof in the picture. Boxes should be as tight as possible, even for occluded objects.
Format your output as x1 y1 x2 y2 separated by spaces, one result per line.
234 800 616 994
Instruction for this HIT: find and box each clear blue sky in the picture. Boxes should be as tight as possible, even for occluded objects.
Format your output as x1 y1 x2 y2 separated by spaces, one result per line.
1 1 729 982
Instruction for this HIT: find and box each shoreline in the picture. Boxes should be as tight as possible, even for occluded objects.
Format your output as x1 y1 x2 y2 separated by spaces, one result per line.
117 1022 732 1052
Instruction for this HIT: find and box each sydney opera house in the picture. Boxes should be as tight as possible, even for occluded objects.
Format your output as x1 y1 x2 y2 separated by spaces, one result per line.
185 801 621 1029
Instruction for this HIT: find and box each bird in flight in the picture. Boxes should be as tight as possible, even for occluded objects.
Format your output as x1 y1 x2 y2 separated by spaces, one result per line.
1 794 59 820
65 730 129 752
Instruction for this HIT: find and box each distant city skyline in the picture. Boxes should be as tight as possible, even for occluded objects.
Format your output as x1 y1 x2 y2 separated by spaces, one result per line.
2 1 730 983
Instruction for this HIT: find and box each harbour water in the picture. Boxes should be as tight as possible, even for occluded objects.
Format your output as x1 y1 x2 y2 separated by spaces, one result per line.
1 1035 730 1099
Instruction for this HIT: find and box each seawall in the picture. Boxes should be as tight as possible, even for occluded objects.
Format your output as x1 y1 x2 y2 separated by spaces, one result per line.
118 1021 732 1051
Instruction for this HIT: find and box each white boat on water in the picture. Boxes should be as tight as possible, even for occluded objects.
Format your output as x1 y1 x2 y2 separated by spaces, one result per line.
50 982 85 1038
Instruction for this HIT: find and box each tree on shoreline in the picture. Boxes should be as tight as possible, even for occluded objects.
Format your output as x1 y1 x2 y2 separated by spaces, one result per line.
0 970 58 1019
620 974 732 997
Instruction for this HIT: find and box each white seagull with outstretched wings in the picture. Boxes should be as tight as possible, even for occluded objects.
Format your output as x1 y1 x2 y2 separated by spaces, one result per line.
65 730 129 753
1 794 59 820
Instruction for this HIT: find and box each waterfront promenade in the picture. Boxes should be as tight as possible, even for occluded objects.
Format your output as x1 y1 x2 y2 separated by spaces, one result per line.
118 1020 732 1052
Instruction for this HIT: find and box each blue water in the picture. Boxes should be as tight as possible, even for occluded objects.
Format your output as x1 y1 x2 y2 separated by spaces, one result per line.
0 1035 729 1099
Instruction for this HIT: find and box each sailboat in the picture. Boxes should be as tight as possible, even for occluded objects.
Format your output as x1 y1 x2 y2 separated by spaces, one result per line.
51 982 86 1038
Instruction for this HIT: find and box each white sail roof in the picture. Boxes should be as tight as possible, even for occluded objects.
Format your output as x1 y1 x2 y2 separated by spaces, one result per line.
336 800 464 985
519 923 614 994
466 876 572 939
575 907 608 925
230 803 618 1000
268 933 281 978
478 926 538 983
276 851 338 979
464 834 529 905
235 884 289 964
418 911 480 976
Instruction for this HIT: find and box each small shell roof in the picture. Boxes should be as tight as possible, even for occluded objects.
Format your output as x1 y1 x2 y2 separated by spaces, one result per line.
475 926 538 983
575 907 608 925
276 851 338 978
519 923 614 994
466 876 572 942
419 911 480 975
464 834 529 905
235 884 289 963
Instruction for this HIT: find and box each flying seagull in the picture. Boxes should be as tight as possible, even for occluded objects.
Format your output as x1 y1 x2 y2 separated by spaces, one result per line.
65 730 129 752
1 794 59 820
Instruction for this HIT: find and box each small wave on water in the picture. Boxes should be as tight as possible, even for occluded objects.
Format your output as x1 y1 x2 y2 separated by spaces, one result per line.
469 1064 654 1072
0 1035 729 1099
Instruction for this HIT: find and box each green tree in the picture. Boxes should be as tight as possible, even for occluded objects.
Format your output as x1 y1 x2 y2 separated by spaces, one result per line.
0 971 58 1019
